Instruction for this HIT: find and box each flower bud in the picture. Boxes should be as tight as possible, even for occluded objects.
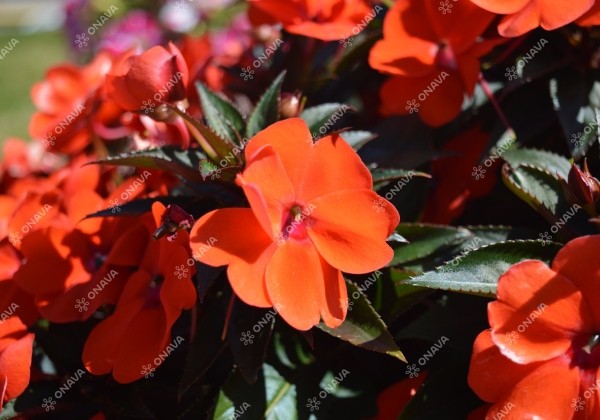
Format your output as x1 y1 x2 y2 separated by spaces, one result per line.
567 160 600 208
153 204 194 241
279 92 303 118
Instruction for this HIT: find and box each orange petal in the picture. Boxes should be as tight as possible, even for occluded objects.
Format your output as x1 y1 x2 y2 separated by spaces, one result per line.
488 355 579 419
111 306 169 384
380 73 465 127
551 235 600 329
265 240 321 330
489 260 593 364
190 208 273 307
245 118 372 202
317 257 347 328
307 190 399 274
237 144 295 236
469 0 529 14
0 331 34 401
468 330 542 403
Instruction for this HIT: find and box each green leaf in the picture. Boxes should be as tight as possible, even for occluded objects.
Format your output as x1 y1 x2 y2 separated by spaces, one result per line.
90 146 205 183
246 71 286 138
502 147 571 179
212 364 297 420
389 224 472 266
196 81 245 143
227 301 277 384
371 168 430 184
167 104 238 163
403 240 562 297
179 292 229 398
502 163 569 218
301 103 348 136
339 130 376 150
317 280 406 362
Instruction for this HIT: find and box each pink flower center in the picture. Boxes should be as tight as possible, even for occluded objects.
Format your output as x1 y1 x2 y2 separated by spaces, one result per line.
279 204 313 242
436 41 458 71
145 275 163 307
571 334 600 370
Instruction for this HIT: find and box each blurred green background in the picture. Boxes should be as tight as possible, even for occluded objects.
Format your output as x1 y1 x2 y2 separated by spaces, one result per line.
0 0 68 146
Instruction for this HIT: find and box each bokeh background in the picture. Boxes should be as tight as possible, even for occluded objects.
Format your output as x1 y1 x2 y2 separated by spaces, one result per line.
0 0 67 142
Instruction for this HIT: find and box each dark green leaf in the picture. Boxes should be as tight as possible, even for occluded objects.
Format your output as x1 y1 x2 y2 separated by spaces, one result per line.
502 147 571 179
317 280 406 362
167 104 238 163
212 364 297 420
227 301 277 384
339 130 376 150
301 103 348 136
390 224 472 266
196 82 245 143
246 71 286 138
404 240 562 297
502 163 567 217
90 146 206 183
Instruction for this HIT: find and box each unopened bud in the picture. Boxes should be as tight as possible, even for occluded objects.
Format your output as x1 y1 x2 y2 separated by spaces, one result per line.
279 92 303 118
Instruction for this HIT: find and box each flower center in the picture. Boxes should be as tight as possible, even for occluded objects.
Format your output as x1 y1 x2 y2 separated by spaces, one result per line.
436 41 458 71
278 204 313 242
145 275 164 307
571 333 600 370
85 251 107 272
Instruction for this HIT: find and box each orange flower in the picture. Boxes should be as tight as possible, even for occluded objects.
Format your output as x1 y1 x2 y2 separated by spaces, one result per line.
106 43 189 113
373 374 427 419
422 126 497 224
83 202 196 384
190 118 399 331
29 52 114 154
0 317 34 411
248 0 375 41
468 235 600 418
471 0 595 37
578 2 600 25
369 0 499 126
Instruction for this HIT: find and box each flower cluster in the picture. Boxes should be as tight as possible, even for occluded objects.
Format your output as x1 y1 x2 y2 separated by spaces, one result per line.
3 0 600 417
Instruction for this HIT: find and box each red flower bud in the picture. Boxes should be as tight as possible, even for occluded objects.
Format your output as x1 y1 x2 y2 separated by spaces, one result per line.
153 204 194 241
567 160 600 208
106 43 189 114
279 92 303 118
